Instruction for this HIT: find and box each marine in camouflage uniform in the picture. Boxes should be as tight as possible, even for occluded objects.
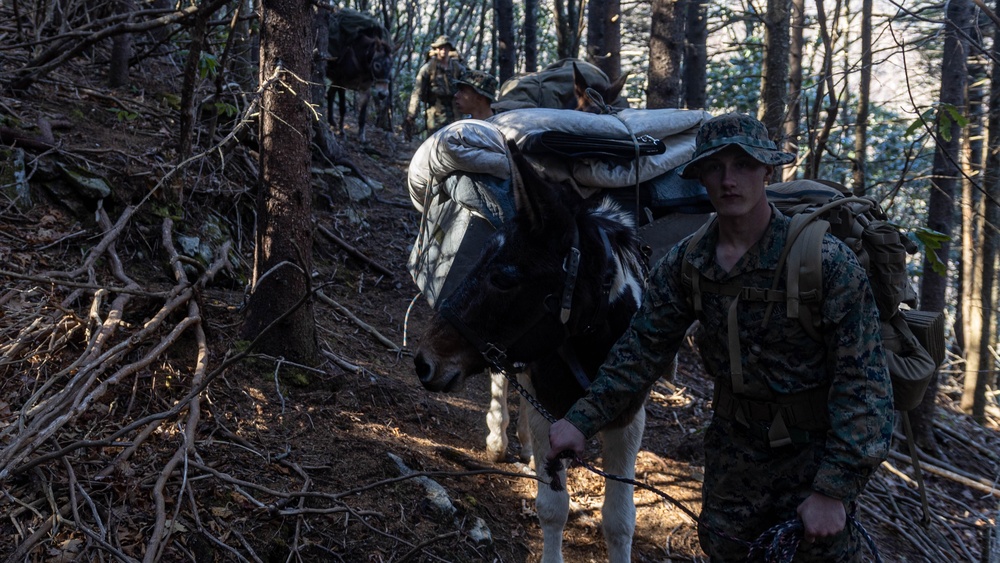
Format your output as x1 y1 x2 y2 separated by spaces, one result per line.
550 113 894 561
406 35 465 136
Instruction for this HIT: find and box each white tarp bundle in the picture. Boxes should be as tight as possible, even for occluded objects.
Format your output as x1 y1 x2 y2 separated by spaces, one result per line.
407 108 713 307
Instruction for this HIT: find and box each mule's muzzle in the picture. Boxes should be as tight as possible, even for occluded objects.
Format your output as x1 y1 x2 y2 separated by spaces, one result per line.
413 351 465 392
373 81 390 100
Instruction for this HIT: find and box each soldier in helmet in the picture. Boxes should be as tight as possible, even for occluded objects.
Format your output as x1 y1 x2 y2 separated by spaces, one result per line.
404 35 465 138
453 69 498 120
546 113 894 561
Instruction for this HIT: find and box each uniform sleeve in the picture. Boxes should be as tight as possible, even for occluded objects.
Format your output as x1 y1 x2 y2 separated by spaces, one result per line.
564 243 696 438
811 239 894 503
407 65 428 117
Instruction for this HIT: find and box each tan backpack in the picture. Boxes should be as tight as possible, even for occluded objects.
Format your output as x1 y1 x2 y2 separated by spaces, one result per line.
682 179 943 412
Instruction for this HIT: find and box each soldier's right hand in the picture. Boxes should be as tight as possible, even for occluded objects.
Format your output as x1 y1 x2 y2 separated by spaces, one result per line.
402 116 415 140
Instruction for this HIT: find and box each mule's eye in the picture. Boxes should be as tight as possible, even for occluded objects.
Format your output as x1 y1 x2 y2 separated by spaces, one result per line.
488 269 518 291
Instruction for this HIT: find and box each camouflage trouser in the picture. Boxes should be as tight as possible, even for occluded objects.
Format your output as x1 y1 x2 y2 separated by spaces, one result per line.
425 98 455 133
697 417 864 562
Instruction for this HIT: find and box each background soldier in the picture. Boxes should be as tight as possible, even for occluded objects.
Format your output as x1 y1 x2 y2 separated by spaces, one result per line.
453 69 498 120
404 35 465 138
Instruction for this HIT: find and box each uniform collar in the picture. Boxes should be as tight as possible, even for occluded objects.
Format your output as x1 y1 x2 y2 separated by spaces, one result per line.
687 204 789 281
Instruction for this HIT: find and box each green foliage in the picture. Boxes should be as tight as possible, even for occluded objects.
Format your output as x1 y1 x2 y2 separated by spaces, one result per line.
912 227 950 276
704 37 764 113
109 108 139 122
213 101 238 118
905 104 969 142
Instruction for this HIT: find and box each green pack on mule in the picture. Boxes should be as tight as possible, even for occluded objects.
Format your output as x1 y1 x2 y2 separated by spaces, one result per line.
683 179 943 412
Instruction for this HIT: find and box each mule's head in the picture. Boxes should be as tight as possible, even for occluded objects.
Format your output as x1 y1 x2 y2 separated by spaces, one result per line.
572 62 628 114
414 144 583 392
368 38 392 101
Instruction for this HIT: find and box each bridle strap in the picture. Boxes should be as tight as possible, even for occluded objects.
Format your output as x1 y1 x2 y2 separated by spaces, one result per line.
560 225 582 323
439 296 560 374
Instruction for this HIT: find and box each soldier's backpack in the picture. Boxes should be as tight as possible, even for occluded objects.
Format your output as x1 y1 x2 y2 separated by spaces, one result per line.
682 179 944 413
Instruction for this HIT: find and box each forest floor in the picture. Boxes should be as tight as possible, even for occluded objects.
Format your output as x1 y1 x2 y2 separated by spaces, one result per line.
1 55 1000 562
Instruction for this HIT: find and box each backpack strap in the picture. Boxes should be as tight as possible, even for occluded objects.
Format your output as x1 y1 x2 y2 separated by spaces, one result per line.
681 215 717 314
682 215 783 394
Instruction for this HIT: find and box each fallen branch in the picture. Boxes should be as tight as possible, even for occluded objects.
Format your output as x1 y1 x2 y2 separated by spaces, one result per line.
316 289 400 352
316 223 394 278
888 450 1000 498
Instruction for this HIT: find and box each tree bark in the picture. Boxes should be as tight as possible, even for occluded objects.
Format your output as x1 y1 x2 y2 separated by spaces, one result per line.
912 0 974 445
553 0 583 60
524 0 539 72
804 0 841 179
495 0 515 83
851 0 872 195
782 0 804 181
758 0 789 145
587 0 622 82
683 0 707 109
240 0 318 364
962 0 1000 421
647 0 684 109
108 0 134 87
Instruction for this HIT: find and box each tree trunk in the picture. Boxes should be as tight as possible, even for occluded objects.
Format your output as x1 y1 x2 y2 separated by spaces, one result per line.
758 0 789 144
524 0 539 72
851 0 872 195
554 0 583 60
107 0 133 88
240 0 318 364
683 0 707 109
587 0 621 82
963 1 1000 422
782 0 804 181
177 11 209 178
647 0 684 109
912 0 974 445
959 60 986 414
495 0 515 83
804 0 840 179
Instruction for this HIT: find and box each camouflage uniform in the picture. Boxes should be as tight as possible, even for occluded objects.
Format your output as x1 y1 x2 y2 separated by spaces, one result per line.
407 50 465 134
563 206 894 561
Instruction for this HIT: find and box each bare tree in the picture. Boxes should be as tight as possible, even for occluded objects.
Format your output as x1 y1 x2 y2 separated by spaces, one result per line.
851 0 872 194
912 0 974 445
524 0 539 72
758 0 789 144
553 0 584 59
495 0 515 83
108 0 134 87
647 0 684 109
961 0 999 421
804 0 842 178
587 0 622 82
782 0 804 181
239 0 318 364
683 0 707 109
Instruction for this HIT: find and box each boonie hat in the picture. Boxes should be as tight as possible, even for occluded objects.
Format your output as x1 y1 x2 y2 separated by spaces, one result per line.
431 35 453 49
454 70 498 102
677 113 796 179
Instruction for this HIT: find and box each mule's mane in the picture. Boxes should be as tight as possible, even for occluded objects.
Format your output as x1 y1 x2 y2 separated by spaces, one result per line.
574 196 646 317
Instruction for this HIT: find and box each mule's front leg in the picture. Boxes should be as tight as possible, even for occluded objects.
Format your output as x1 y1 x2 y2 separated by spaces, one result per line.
486 369 510 462
599 407 645 563
522 375 569 563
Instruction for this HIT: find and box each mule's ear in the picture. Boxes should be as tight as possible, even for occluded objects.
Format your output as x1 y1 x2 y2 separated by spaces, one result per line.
572 62 589 100
605 72 629 104
507 140 562 234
